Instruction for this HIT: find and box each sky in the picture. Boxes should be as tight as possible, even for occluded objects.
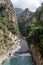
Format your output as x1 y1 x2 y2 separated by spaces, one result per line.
11 0 43 12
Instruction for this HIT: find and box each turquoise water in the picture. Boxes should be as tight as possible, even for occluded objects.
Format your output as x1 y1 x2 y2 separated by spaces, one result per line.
3 55 34 65
3 39 34 65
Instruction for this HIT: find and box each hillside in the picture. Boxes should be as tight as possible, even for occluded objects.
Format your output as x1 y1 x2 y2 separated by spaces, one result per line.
26 3 43 65
0 0 19 55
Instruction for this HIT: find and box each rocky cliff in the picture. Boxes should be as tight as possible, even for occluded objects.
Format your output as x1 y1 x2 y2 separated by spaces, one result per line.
29 44 43 65
18 8 33 36
0 0 19 34
26 3 43 65
0 0 19 55
19 8 33 22
31 3 43 23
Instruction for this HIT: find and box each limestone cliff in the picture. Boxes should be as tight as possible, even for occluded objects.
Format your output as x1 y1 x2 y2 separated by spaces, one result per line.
0 0 19 55
0 0 19 34
26 3 43 65
18 8 33 36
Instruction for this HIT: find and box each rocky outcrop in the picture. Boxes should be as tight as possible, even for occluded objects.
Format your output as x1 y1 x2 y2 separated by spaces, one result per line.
0 0 19 34
0 0 6 3
40 12 43 21
29 44 43 65
18 8 33 36
26 4 43 65
0 0 16 22
0 0 19 56
18 8 33 22
33 4 43 22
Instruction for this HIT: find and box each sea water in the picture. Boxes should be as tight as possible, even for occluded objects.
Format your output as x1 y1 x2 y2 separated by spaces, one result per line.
3 39 34 65
3 54 34 65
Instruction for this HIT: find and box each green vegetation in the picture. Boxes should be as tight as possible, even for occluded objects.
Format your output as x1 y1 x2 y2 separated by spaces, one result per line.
0 4 7 17
0 18 12 48
0 3 19 55
26 4 43 57
17 8 33 36
26 22 43 56
0 3 19 33
0 3 19 34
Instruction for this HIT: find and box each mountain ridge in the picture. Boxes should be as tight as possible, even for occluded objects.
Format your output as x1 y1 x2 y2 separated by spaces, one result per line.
17 8 33 36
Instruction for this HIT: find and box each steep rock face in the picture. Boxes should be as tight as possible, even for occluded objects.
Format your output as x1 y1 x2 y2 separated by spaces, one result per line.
33 4 43 22
26 4 43 65
40 12 43 21
29 44 43 65
0 0 19 55
40 3 43 21
18 8 33 36
0 0 6 3
0 0 19 34
0 0 16 22
19 8 33 22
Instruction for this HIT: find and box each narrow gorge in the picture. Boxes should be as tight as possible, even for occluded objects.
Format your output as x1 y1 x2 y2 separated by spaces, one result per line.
0 0 43 65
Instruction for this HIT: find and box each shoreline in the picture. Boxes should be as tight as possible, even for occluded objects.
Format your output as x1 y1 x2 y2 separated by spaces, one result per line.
0 37 38 65
0 36 21 65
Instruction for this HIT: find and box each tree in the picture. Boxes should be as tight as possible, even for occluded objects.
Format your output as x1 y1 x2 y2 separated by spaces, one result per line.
26 21 43 57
